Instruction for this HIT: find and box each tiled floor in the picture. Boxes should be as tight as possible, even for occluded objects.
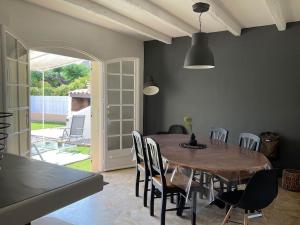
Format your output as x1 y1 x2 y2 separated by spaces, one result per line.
33 168 300 225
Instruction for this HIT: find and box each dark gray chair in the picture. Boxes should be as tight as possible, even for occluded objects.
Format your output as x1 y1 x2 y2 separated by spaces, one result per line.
210 128 229 143
218 169 278 225
239 133 260 151
168 125 188 134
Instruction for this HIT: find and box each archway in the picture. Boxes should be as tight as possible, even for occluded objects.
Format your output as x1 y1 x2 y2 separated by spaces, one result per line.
30 44 104 172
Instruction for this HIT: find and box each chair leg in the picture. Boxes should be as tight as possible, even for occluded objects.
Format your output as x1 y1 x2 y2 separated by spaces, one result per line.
135 169 140 197
143 174 149 207
170 193 175 203
243 210 248 225
191 192 197 225
161 192 167 225
221 205 233 225
176 194 185 216
150 184 155 216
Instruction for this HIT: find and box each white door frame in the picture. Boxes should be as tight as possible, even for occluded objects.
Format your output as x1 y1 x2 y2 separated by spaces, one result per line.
102 57 141 171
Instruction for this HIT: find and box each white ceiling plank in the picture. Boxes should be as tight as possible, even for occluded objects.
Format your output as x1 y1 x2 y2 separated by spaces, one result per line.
204 0 241 36
26 0 172 44
62 0 172 44
119 0 198 37
264 0 286 31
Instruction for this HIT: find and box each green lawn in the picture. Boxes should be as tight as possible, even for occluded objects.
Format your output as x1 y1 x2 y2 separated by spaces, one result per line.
66 159 92 172
65 146 91 171
31 121 65 130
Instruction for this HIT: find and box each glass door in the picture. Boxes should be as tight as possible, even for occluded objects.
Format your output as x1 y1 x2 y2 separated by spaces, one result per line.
0 26 30 156
104 59 137 171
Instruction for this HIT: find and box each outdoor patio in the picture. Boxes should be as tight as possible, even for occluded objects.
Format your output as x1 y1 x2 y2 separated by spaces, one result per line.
31 126 91 168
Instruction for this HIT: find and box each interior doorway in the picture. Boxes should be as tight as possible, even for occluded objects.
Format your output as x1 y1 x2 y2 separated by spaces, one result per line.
29 50 93 171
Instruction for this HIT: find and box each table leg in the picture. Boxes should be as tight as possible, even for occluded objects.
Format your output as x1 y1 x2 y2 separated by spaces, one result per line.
185 169 195 205
191 191 197 225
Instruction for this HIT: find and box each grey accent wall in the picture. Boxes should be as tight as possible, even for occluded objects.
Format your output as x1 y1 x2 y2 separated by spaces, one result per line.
144 22 300 169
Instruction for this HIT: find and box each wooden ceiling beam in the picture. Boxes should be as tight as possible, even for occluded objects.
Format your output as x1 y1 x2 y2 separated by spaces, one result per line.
117 0 198 37
264 0 286 31
26 0 172 44
204 0 241 36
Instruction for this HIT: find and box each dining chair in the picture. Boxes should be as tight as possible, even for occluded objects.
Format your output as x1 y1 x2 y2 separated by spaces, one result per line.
145 137 200 225
218 169 278 225
168 125 188 134
208 128 229 192
210 128 229 143
132 130 150 207
239 133 260 151
217 132 261 192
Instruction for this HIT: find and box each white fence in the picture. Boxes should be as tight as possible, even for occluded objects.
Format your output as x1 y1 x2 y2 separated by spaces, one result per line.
31 96 69 115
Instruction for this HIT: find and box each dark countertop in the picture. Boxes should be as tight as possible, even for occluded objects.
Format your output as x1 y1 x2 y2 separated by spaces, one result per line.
0 153 103 225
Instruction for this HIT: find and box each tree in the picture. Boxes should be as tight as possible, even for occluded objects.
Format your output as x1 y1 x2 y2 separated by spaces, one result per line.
30 63 90 96
61 64 90 82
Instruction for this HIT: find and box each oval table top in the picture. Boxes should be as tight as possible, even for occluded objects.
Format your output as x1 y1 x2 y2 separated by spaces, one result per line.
149 134 271 176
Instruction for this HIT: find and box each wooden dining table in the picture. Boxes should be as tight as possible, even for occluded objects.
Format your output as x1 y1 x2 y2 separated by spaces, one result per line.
149 134 271 225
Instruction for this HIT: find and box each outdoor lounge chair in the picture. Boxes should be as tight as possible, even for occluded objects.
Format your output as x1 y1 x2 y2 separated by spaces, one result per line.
61 115 85 142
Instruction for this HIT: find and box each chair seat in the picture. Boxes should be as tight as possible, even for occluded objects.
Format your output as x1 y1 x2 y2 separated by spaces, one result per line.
218 190 244 206
153 173 201 192
137 162 146 171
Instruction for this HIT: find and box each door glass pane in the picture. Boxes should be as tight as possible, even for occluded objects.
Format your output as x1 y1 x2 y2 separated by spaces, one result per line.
20 131 29 156
108 106 120 120
122 76 134 89
19 63 28 84
122 135 132 149
108 90 120 104
107 62 120 74
6 33 17 59
122 61 134 75
122 121 133 134
122 106 134 119
7 60 18 83
17 42 28 62
19 87 28 107
7 134 19 155
122 91 134 104
107 75 120 89
19 109 29 131
7 86 18 109
7 110 19 134
108 121 120 135
108 136 120 151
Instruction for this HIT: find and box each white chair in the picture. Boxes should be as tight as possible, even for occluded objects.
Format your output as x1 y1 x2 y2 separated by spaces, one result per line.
61 115 85 142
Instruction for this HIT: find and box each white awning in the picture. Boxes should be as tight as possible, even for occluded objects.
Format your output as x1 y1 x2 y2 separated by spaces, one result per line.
30 50 85 72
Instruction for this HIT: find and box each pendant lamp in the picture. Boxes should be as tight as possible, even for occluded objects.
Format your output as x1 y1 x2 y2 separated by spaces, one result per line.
184 2 215 69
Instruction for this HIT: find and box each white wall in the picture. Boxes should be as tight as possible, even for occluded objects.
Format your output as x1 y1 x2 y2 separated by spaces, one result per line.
0 0 144 171
0 0 144 62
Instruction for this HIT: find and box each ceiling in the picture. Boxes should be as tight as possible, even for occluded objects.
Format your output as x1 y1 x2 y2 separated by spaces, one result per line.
30 50 85 71
25 0 300 44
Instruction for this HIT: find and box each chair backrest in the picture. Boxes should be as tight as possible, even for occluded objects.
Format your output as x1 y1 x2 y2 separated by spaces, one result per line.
239 133 260 151
238 169 278 211
210 128 229 143
132 130 147 165
70 115 85 136
168 125 187 134
145 137 166 187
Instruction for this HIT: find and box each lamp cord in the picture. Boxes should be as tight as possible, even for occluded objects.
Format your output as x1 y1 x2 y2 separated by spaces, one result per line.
198 13 202 32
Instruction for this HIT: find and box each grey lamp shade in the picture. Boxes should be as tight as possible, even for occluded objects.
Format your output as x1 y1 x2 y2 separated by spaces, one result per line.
143 76 159 96
184 32 215 69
